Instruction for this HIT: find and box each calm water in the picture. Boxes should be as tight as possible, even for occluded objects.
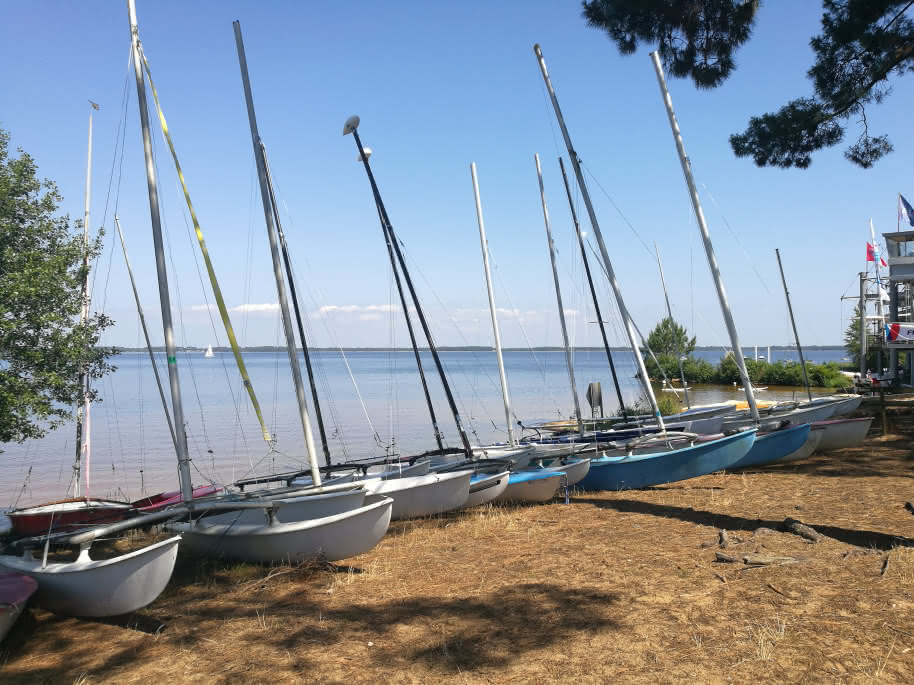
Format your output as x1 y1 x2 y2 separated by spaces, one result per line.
1 347 845 509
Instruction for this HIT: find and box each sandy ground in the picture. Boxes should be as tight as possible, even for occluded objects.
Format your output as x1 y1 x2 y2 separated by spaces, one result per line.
2 408 913 684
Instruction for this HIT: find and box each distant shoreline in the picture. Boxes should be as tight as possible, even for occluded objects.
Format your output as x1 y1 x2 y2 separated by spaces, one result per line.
113 345 847 353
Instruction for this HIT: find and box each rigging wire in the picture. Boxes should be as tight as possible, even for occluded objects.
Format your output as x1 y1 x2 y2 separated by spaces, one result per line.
700 182 772 296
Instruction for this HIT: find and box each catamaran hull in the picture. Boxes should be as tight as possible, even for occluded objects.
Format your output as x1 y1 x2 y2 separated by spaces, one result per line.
173 496 393 563
814 417 873 451
0 572 37 643
546 458 591 486
362 471 471 520
728 424 812 470
463 471 511 508
578 430 756 491
493 472 563 503
722 401 839 432
7 498 134 538
194 489 368 526
0 536 181 617
778 428 824 463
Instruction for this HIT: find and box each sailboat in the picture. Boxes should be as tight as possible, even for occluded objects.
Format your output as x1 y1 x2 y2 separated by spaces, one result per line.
0 2 189 616
204 343 214 358
167 21 394 559
529 44 761 490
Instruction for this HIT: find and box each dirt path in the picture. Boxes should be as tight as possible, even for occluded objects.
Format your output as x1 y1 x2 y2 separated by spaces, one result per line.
3 412 913 683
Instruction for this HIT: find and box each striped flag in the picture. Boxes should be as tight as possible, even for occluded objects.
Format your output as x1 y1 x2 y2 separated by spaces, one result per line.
900 194 914 228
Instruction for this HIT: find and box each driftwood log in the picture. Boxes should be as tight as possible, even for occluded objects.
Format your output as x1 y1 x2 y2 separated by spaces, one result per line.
783 517 824 543
743 554 800 566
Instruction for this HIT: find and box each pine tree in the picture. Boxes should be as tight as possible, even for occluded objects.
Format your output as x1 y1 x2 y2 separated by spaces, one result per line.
581 1 914 169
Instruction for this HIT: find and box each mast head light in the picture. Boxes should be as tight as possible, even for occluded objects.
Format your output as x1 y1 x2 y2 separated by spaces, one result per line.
343 115 360 135
357 147 372 161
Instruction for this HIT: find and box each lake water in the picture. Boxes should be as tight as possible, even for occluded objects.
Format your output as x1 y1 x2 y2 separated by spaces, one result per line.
1 347 847 510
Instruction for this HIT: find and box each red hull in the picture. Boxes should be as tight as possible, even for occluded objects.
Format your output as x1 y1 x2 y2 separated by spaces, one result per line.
7 483 221 537
7 498 134 537
132 484 222 512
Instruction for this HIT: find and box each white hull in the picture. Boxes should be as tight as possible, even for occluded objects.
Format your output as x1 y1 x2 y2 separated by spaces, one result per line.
815 417 873 451
546 458 591 486
0 536 180 617
472 445 536 462
462 471 510 508
722 400 840 431
826 396 863 417
196 489 367 526
778 428 824 463
493 474 562 504
365 460 430 479
361 471 471 520
172 495 393 563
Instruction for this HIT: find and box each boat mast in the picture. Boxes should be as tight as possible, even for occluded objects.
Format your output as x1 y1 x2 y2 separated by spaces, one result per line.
557 156 627 419
344 117 473 458
73 102 97 499
535 154 583 437
470 163 516 446
233 21 321 487
260 142 333 466
859 271 867 375
127 0 194 502
114 215 179 452
775 248 812 402
654 243 690 408
372 195 446 452
649 51 760 423
534 44 666 431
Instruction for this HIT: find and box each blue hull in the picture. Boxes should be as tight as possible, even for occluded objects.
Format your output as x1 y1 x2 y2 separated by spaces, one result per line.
577 430 757 491
727 423 811 470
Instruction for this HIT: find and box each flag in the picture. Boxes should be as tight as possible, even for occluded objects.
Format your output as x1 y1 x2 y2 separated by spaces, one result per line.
867 242 888 267
901 194 914 228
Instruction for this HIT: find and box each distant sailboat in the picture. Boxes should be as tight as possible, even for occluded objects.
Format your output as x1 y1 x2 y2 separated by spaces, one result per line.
204 344 214 358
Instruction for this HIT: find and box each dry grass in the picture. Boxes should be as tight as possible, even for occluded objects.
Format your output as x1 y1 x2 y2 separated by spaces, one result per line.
2 408 913 683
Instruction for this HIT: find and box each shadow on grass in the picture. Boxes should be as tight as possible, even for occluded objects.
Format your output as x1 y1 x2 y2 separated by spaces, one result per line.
578 497 914 551
281 582 621 673
760 434 914 479
1 554 620 682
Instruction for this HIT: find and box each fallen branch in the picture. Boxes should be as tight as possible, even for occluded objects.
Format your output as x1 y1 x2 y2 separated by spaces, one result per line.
783 517 824 543
743 553 800 566
715 552 738 563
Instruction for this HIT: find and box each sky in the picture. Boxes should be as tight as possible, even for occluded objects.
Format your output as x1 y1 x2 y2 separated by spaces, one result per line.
2 1 911 352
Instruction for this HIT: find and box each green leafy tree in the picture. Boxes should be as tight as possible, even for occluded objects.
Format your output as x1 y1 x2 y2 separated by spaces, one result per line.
0 128 116 447
643 316 696 357
842 300 880 371
581 0 914 168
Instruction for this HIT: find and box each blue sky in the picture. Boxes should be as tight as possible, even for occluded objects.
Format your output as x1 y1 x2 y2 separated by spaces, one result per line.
2 1 911 351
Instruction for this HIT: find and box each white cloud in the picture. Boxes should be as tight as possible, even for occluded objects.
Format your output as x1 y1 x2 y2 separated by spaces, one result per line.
232 303 279 314
317 304 399 316
188 303 279 315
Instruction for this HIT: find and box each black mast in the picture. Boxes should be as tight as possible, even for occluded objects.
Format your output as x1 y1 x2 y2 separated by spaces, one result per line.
557 157 627 419
260 142 332 467
345 119 473 459
372 199 446 452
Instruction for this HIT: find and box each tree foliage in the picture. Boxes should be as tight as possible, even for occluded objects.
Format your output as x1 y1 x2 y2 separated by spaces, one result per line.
581 0 914 168
842 300 879 370
643 316 696 357
0 127 116 446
